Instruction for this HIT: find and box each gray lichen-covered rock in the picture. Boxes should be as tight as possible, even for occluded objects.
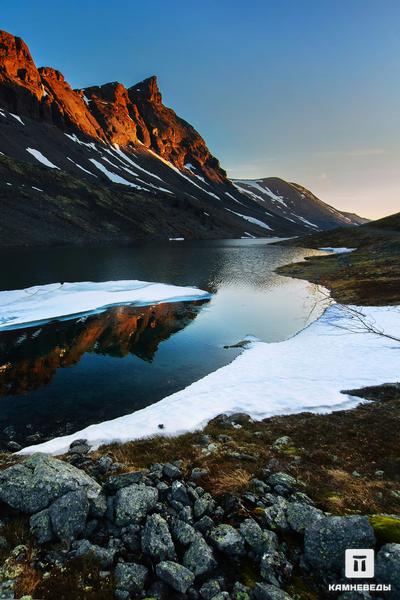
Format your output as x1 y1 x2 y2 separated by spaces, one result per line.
170 480 191 506
304 515 375 574
253 582 293 599
156 561 194 593
72 539 117 568
29 508 53 543
239 519 278 556
114 562 148 595
262 497 290 532
162 463 182 480
141 514 176 562
199 578 221 599
286 502 323 534
48 489 89 542
375 543 400 599
170 518 197 545
267 472 298 490
114 483 158 526
0 454 103 514
183 534 217 577
209 524 245 556
102 471 146 494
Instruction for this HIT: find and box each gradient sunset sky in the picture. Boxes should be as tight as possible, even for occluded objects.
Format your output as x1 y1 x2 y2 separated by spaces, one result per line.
2 0 399 219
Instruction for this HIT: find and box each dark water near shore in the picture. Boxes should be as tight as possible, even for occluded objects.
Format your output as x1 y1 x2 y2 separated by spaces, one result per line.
0 239 328 448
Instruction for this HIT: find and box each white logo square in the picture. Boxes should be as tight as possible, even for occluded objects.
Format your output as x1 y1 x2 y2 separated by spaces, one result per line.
345 549 374 578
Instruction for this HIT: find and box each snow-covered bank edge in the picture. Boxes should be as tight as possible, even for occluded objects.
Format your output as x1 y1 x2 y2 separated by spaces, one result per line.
0 280 211 331
20 302 400 455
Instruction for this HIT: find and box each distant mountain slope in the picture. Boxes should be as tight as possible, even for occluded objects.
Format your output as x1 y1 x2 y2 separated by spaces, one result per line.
232 177 368 231
0 30 365 246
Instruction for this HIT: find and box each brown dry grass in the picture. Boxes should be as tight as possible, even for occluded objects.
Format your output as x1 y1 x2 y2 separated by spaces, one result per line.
203 467 252 496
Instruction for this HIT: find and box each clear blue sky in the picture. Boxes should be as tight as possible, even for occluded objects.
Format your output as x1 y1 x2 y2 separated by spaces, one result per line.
2 0 399 218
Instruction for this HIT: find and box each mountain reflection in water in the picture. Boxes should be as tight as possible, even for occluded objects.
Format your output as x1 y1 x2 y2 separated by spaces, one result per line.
0 300 206 396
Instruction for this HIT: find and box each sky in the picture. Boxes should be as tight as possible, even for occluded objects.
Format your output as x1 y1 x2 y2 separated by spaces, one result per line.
1 0 399 219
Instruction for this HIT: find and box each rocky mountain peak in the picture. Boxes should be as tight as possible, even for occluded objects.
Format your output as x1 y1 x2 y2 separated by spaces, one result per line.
129 75 162 105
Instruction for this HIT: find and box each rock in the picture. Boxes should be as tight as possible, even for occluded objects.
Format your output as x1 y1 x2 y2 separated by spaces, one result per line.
72 539 116 568
375 543 400 598
183 534 217 577
162 463 182 480
114 562 148 595
114 484 158 526
209 524 245 556
6 441 22 452
190 468 208 481
170 518 197 545
267 473 298 492
262 497 290 531
231 582 251 600
199 579 221 599
272 436 293 450
239 519 278 556
0 454 102 514
68 439 90 455
156 561 194 594
30 509 53 543
253 583 293 600
49 489 89 542
304 515 375 575
141 514 176 562
194 515 215 534
103 471 146 494
194 494 214 519
170 480 191 506
286 502 323 534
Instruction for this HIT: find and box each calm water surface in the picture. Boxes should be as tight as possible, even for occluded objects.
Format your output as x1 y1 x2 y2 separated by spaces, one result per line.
0 239 328 448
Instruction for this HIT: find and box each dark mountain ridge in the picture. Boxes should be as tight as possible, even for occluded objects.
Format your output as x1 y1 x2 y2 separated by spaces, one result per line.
0 30 365 246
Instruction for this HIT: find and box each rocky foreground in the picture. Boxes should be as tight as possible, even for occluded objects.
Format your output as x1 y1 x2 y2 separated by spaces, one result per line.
0 414 399 599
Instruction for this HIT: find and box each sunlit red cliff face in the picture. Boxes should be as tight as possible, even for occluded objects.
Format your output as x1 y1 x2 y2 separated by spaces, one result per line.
0 301 204 396
0 30 225 182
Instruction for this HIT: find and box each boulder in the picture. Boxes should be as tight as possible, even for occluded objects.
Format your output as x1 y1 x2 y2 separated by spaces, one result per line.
114 484 158 526
286 502 323 534
141 514 176 562
162 463 182 480
72 539 117 568
114 562 148 595
239 519 278 556
267 473 298 493
156 561 194 593
183 534 217 577
0 454 102 514
304 515 375 575
48 489 89 542
170 518 197 545
209 524 245 556
103 471 146 494
375 543 400 599
30 509 53 543
170 480 191 506
253 582 293 599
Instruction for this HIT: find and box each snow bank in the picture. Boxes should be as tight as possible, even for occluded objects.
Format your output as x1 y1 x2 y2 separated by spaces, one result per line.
319 247 356 254
0 280 210 331
20 303 400 455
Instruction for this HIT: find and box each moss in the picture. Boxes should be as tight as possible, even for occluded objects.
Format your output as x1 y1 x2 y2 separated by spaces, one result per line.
239 558 260 588
280 446 301 456
286 575 318 600
370 515 400 544
252 507 265 516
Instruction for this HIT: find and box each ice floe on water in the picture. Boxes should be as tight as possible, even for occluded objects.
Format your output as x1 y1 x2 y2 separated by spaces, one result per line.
0 280 210 331
20 302 400 455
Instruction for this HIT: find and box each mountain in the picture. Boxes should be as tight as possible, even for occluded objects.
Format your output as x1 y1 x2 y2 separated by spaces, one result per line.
0 30 364 246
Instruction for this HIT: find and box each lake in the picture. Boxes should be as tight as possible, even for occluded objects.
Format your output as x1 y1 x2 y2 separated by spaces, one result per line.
0 239 329 449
